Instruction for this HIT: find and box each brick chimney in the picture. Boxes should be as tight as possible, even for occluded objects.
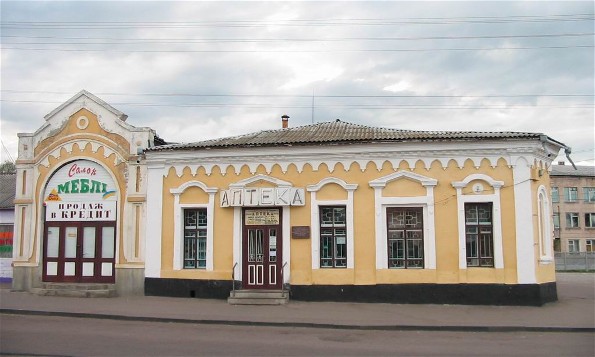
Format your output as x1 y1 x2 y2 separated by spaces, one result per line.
282 115 289 129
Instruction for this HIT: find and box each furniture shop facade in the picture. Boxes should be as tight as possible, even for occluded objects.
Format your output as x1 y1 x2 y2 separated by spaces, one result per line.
12 91 159 296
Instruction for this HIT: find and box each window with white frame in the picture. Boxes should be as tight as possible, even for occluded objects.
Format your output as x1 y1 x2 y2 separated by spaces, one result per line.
566 212 579 228
564 187 578 202
307 177 357 270
568 239 580 253
452 174 504 270
585 213 595 228
465 203 494 267
183 209 208 269
170 181 217 271
551 187 559 203
387 207 424 268
319 206 347 268
586 239 594 252
584 188 595 203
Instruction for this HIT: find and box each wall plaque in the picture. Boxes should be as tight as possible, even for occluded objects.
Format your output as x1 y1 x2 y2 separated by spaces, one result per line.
291 226 310 239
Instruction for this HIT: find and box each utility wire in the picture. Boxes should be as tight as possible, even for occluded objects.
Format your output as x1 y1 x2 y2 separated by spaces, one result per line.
2 90 593 99
1 13 593 29
2 45 593 53
1 99 592 110
2 32 592 44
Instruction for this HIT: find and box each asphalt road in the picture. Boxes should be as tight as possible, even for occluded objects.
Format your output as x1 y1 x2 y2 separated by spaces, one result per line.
2 314 594 357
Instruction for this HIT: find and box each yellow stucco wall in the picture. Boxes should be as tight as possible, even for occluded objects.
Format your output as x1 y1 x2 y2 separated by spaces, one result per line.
158 155 531 286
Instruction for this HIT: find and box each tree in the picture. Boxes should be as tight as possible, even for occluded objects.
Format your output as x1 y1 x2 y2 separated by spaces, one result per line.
0 161 16 174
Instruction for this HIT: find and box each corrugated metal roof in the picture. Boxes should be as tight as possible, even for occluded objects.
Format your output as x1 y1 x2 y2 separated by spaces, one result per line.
551 165 595 177
0 174 16 209
147 119 548 152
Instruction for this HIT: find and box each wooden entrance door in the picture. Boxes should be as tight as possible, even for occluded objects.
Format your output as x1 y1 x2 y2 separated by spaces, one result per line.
242 208 282 289
43 221 116 283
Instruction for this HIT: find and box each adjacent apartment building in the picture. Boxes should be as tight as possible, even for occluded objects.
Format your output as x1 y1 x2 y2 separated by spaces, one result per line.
550 164 595 253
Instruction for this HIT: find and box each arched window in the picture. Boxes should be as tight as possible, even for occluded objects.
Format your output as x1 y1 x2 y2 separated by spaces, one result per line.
537 186 553 263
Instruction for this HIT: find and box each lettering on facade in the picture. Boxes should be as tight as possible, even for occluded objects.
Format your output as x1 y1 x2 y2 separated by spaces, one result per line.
245 209 280 225
68 163 97 177
57 179 108 194
220 188 305 207
45 201 117 222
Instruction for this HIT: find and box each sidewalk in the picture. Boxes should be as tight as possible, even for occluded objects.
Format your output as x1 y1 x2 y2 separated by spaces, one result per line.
1 273 593 332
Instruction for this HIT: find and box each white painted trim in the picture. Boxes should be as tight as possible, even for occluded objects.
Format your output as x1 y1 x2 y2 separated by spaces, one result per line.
369 170 437 270
232 207 242 281
308 177 357 270
307 177 358 192
310 191 319 270
229 174 292 189
282 206 290 283
537 185 554 264
170 181 217 271
144 163 165 278
369 170 438 188
146 138 561 176
512 158 537 283
452 174 504 270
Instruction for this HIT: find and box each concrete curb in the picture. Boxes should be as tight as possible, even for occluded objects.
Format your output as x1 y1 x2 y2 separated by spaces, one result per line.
2 309 593 333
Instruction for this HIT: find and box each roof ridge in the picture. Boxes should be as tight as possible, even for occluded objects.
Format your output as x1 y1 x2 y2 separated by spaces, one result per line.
146 119 554 152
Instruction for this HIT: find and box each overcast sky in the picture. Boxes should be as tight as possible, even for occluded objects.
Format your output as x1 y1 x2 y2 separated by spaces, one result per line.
1 1 593 166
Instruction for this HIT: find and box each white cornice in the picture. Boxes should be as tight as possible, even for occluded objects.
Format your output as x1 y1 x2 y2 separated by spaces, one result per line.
145 139 561 176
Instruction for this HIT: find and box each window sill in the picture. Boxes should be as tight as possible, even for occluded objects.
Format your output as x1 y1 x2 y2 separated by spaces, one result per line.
539 258 554 265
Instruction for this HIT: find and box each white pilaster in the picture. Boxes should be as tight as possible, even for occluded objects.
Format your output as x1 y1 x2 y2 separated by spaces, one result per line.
513 157 537 283
144 163 165 278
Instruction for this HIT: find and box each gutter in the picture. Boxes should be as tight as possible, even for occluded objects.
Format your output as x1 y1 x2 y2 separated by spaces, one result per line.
539 135 576 170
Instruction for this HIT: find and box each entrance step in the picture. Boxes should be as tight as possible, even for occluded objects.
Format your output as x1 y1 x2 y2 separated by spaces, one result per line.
228 289 289 305
32 283 117 298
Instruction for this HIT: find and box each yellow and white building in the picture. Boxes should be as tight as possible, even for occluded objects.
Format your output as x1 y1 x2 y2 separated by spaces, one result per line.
14 91 566 305
12 91 161 295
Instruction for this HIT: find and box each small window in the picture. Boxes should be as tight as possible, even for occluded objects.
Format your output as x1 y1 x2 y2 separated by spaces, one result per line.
568 239 580 253
564 187 578 202
551 187 559 203
586 240 594 252
183 209 207 269
566 213 580 228
319 206 347 268
465 203 494 267
386 207 424 269
584 188 595 203
553 212 560 229
585 213 595 228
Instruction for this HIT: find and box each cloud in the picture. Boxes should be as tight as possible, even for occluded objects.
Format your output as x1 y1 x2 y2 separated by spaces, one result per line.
1 0 593 165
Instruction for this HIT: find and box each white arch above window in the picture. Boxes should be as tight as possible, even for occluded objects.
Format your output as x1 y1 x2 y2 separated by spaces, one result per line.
229 174 293 189
307 177 358 192
369 170 438 188
452 173 504 189
170 180 218 195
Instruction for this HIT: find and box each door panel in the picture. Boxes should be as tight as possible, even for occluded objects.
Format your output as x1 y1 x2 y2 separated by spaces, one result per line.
242 208 282 289
43 221 116 283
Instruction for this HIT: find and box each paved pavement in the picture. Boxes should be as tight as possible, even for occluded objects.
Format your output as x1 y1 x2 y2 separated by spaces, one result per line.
1 273 593 332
